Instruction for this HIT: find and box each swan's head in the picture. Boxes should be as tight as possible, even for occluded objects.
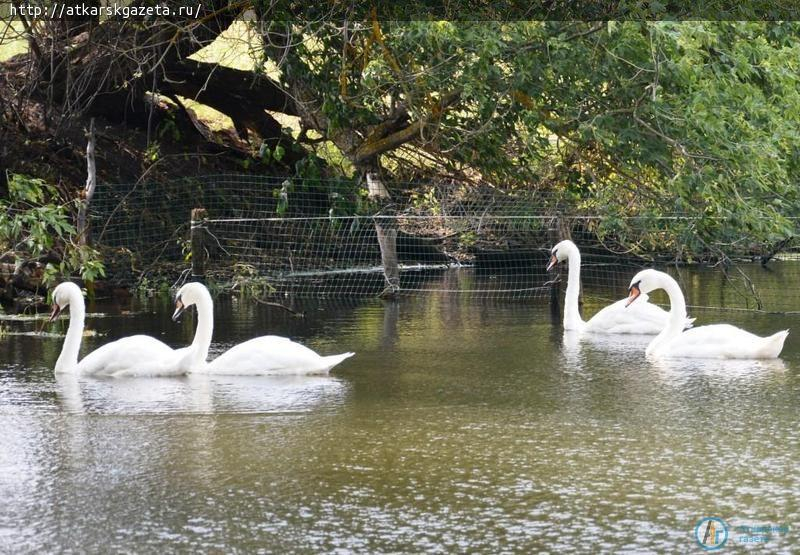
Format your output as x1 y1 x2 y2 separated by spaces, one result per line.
546 239 577 271
626 269 663 307
173 282 211 321
49 282 82 321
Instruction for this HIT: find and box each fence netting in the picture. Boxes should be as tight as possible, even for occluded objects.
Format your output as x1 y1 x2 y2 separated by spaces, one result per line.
91 174 800 312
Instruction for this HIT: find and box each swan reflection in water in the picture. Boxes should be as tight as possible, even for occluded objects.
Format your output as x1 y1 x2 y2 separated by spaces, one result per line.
561 330 652 356
55 373 348 415
560 329 786 384
648 355 787 382
560 330 652 372
186 373 348 414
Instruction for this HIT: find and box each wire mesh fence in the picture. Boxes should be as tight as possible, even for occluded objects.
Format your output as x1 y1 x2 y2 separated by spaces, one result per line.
91 174 800 312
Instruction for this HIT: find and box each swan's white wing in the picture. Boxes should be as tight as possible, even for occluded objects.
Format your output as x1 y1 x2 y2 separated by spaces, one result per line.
76 335 180 377
584 295 667 335
203 335 353 375
659 325 788 359
583 293 695 335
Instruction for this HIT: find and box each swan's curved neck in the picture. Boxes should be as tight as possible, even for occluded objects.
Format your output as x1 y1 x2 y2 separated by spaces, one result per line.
55 291 85 373
563 247 585 330
189 290 214 366
647 274 687 354
661 274 688 331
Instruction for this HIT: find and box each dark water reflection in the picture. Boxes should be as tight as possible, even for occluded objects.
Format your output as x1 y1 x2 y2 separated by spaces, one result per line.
1 265 799 552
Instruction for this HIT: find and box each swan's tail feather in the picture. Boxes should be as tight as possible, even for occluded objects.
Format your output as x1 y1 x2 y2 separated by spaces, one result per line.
320 352 355 372
760 330 789 359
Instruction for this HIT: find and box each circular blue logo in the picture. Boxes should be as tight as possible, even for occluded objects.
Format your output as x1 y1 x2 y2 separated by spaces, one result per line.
695 517 729 550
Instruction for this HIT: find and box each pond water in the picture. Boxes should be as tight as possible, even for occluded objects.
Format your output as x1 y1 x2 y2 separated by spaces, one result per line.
1 265 799 552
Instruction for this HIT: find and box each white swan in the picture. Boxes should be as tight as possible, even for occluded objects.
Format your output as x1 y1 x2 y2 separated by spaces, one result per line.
547 240 693 334
172 282 355 375
49 282 180 376
627 269 789 359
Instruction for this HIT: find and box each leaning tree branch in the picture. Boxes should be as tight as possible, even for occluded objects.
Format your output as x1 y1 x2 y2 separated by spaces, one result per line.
159 58 300 155
351 91 460 164
162 58 298 116
563 22 605 42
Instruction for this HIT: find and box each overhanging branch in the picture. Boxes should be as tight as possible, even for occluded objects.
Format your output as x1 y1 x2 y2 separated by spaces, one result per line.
352 91 460 164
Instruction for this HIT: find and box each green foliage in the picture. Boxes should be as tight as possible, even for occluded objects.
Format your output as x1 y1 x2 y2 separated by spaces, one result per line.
157 114 181 142
179 237 192 263
0 175 75 258
273 179 291 215
293 155 324 182
229 263 276 297
42 247 106 286
0 174 105 285
144 142 161 163
410 188 441 215
459 230 478 248
263 20 799 259
133 275 173 296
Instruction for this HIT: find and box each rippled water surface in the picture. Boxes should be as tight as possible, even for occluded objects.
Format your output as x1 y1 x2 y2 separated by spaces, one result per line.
1 267 799 552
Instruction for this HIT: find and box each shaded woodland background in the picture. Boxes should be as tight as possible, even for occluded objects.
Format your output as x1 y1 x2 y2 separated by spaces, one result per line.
1 3 799 303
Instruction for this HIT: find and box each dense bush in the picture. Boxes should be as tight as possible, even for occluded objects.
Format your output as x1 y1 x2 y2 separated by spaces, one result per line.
0 174 105 286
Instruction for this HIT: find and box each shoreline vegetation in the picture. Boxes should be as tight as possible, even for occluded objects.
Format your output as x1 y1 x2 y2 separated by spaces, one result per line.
1 17 798 309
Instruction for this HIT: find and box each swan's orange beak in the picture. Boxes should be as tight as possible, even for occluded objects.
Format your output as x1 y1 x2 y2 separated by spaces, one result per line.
626 285 641 307
172 299 185 322
546 254 558 272
48 303 62 322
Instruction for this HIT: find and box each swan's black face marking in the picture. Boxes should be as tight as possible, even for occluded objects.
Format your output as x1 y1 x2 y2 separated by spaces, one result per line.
48 303 62 322
626 281 642 308
172 296 185 321
546 249 559 272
